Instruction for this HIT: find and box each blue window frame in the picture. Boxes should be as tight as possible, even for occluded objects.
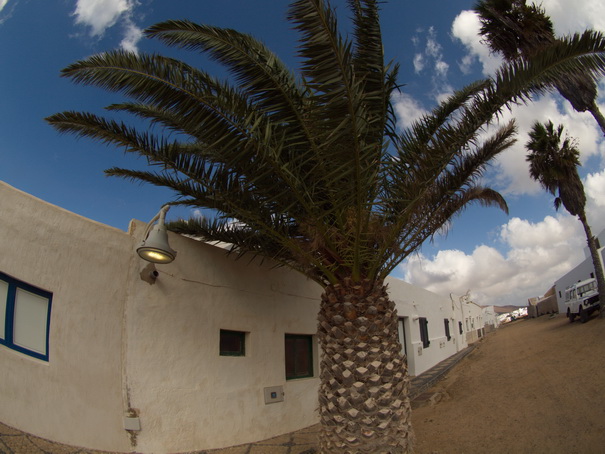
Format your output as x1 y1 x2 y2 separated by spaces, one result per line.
0 271 52 361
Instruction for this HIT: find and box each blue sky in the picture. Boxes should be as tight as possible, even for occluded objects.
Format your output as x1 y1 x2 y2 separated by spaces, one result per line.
1 0 604 306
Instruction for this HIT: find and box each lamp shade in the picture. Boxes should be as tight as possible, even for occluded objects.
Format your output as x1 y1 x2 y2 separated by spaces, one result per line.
137 205 177 264
137 225 177 263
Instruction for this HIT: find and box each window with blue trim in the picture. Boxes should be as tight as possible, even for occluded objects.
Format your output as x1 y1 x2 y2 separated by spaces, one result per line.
0 272 52 361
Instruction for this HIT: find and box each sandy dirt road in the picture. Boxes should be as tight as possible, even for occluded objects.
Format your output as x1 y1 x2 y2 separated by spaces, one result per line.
412 313 605 454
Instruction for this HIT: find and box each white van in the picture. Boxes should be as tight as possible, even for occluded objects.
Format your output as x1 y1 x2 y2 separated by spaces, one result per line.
565 278 601 323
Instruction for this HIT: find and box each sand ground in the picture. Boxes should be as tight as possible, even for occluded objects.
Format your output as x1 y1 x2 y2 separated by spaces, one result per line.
412 313 605 454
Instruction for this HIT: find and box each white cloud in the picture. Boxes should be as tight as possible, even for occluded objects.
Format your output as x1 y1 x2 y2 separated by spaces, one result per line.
411 26 452 102
399 214 586 307
120 17 143 53
435 60 449 78
425 27 448 79
585 169 605 232
73 0 132 36
392 92 427 131
72 0 142 52
541 0 605 35
451 10 501 76
452 1 605 76
0 0 17 25
413 54 424 74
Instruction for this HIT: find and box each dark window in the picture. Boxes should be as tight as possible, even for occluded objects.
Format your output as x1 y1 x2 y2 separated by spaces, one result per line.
0 271 52 361
419 317 430 348
444 319 451 341
459 321 463 335
285 334 313 379
219 329 246 356
590 272 595 279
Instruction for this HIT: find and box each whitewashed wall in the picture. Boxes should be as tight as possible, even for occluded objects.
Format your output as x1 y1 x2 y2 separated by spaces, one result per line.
462 301 484 344
386 278 461 376
0 181 481 453
482 305 500 330
0 182 132 451
124 224 321 452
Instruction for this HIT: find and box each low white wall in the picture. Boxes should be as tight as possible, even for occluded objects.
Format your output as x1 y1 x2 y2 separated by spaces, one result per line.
124 224 322 452
0 182 132 451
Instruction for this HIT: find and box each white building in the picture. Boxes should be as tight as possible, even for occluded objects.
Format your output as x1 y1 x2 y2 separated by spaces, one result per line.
0 181 481 453
458 294 485 344
482 305 500 331
554 230 605 314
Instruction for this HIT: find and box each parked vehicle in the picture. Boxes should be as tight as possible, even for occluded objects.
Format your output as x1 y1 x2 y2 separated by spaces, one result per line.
565 278 601 323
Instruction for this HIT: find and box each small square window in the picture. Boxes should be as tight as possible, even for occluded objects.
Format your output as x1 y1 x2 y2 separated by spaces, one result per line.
285 334 313 380
219 329 246 356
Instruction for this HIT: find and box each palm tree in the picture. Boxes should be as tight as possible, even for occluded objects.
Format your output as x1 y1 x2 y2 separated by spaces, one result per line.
46 1 605 452
526 121 605 319
474 0 605 135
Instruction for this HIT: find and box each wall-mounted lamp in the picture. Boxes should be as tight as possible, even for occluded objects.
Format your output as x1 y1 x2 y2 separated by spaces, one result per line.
137 205 177 264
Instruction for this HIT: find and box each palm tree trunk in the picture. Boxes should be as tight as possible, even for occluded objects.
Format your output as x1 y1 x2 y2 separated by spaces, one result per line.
317 278 413 453
579 214 605 317
588 102 605 137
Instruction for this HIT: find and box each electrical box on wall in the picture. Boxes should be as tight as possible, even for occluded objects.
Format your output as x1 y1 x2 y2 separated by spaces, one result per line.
264 385 284 404
123 416 141 431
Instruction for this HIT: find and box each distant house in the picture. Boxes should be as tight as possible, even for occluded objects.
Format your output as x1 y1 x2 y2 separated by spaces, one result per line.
482 305 500 332
458 294 484 344
554 230 605 315
0 181 484 453
528 286 559 317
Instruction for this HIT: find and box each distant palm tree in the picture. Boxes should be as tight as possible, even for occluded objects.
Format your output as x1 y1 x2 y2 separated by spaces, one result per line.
474 0 605 135
526 121 605 317
46 0 605 451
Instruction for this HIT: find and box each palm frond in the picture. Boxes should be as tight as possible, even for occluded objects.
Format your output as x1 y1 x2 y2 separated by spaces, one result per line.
145 20 311 133
492 30 605 104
